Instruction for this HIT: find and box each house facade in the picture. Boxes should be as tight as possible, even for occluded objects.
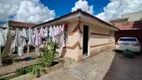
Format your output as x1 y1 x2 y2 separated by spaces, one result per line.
33 9 119 61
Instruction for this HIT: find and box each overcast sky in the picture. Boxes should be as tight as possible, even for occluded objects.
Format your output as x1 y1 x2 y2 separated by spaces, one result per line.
0 0 142 26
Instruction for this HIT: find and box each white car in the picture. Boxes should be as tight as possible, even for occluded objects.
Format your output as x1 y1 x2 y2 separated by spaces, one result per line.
115 37 141 52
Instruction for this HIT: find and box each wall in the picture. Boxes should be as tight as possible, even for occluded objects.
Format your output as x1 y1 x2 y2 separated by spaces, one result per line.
57 21 82 61
80 22 115 57
58 21 115 61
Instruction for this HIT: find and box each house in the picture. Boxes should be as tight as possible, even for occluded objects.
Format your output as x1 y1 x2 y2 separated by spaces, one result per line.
33 9 119 61
110 11 142 43
8 20 36 29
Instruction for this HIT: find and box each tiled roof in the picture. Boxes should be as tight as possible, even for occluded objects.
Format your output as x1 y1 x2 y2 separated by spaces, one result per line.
8 21 36 28
112 21 142 30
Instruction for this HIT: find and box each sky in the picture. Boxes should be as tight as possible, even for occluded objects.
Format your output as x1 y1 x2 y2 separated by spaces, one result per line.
40 0 109 17
0 0 142 26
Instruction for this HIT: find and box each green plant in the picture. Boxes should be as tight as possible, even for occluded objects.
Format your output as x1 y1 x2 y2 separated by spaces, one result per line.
16 67 26 76
31 64 44 77
43 49 55 67
25 66 33 73
48 42 56 50
15 42 57 78
40 42 56 67
16 65 34 76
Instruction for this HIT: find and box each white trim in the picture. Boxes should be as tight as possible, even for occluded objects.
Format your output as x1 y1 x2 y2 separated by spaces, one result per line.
88 27 90 57
38 13 81 28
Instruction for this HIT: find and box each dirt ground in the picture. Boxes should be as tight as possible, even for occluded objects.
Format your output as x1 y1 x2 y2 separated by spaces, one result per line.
35 49 142 80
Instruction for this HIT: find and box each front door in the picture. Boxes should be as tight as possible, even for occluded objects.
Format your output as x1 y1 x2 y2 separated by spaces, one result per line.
83 25 89 55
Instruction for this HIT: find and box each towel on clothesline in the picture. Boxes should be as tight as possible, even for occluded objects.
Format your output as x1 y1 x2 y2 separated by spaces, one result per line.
43 27 48 38
0 29 6 47
28 28 34 45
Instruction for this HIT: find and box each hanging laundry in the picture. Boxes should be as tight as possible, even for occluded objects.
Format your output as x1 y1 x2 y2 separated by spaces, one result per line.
21 28 28 40
56 25 59 35
0 28 7 66
2 30 12 58
52 26 57 41
0 29 6 47
56 24 67 48
26 29 29 40
40 27 44 38
38 30 42 46
61 25 65 48
43 27 48 38
34 28 42 46
63 24 68 29
15 28 26 56
2 28 8 41
49 26 53 42
9 30 16 55
35 28 39 46
49 26 52 37
28 28 34 45
57 25 64 48
53 26 57 36
54 26 60 43
15 28 21 47
20 29 27 47
32 28 36 46
63 24 68 47
18 47 23 56
0 28 6 66
58 25 62 34
51 26 55 39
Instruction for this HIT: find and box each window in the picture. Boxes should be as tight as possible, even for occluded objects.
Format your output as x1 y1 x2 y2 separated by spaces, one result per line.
119 38 137 42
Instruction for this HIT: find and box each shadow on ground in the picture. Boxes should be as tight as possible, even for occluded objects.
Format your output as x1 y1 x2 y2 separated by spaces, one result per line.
103 50 142 80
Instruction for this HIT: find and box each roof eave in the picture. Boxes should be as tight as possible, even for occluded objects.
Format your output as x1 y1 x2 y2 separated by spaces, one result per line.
79 11 119 31
32 10 81 28
33 9 119 31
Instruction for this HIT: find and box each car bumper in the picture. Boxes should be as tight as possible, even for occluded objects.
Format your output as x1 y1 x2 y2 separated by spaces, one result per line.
115 45 141 52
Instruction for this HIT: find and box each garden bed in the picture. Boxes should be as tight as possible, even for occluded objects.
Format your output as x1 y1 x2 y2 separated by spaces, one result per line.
0 60 64 80
0 42 63 80
0 53 39 76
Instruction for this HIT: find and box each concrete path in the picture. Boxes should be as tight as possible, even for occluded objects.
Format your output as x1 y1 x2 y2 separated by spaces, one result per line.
103 52 142 80
35 49 142 80
35 49 116 80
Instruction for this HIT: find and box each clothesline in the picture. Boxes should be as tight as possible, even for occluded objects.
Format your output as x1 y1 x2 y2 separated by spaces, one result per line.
0 24 68 57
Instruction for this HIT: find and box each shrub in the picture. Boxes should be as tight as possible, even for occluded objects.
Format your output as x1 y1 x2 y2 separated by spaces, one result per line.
16 67 26 76
40 42 56 67
16 42 57 78
31 64 44 77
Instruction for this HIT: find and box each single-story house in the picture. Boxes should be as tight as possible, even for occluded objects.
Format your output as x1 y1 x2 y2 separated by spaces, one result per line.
8 20 36 29
33 9 119 61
